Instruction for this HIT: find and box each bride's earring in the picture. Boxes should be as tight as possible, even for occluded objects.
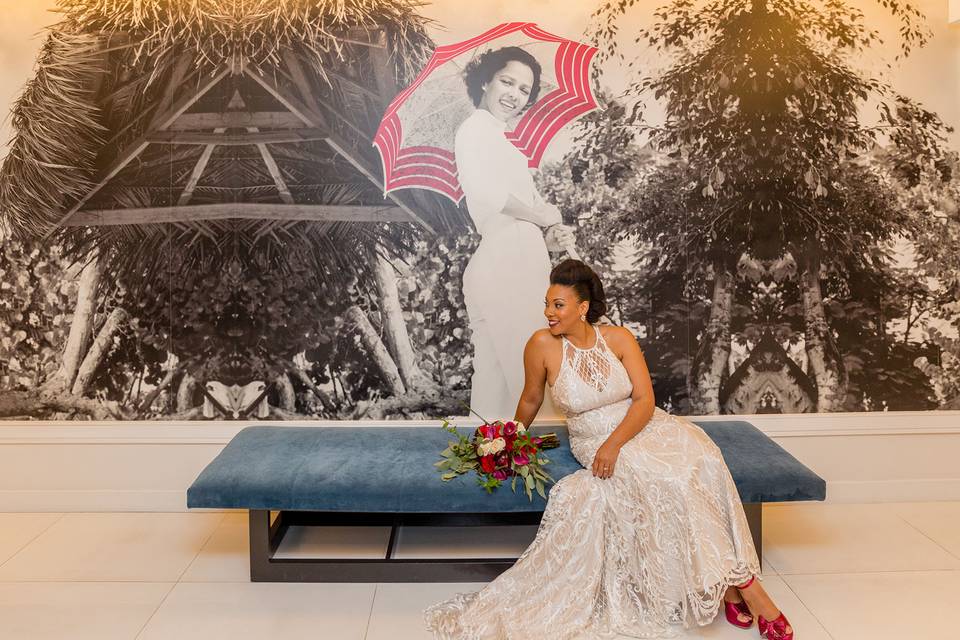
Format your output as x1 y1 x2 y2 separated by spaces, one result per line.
580 314 586 322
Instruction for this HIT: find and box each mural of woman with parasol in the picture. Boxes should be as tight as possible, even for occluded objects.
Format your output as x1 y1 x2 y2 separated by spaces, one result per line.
455 46 575 417
374 23 599 418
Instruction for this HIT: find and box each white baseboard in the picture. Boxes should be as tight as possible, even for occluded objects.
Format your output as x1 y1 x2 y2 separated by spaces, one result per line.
1 410 959 511
0 490 192 513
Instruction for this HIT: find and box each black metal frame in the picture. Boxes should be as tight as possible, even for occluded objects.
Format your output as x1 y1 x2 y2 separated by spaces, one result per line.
248 504 764 582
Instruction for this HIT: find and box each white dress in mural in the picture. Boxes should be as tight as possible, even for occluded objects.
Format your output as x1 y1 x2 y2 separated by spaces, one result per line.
455 108 557 419
424 326 761 639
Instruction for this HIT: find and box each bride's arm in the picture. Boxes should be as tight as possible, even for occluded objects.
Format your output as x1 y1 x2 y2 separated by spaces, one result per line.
514 330 552 426
591 327 656 479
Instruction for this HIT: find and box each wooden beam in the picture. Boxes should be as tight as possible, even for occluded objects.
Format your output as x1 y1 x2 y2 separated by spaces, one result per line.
65 203 409 226
368 31 399 103
241 62 434 233
250 127 295 205
146 128 328 146
337 28 388 49
168 111 304 130
45 66 232 237
146 56 193 131
282 50 325 117
243 61 365 140
326 68 381 100
177 128 225 206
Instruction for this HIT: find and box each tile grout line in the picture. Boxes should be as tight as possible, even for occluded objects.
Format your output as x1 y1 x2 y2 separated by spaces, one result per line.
132 581 178 640
0 512 66 571
776 572 837 640
174 511 230 582
362 583 379 640
893 512 960 562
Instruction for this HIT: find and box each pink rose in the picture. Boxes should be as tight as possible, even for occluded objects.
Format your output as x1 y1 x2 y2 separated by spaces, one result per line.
502 421 518 437
513 453 530 466
492 469 508 481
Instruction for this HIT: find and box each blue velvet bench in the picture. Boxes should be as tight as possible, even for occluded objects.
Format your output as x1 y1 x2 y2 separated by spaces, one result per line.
187 422 825 582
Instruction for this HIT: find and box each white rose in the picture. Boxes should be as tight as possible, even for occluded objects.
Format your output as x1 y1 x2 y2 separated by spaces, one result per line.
516 421 526 433
477 441 492 456
490 437 506 454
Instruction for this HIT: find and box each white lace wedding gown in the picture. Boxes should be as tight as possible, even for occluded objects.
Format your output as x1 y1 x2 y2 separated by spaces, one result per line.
424 326 762 639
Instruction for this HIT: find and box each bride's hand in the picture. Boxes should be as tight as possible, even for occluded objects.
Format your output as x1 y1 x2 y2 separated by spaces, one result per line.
592 441 621 479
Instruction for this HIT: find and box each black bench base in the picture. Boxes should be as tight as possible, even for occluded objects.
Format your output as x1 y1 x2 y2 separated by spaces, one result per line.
248 505 763 582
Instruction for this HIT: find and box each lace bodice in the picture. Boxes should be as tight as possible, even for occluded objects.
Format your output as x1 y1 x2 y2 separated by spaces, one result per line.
550 326 635 440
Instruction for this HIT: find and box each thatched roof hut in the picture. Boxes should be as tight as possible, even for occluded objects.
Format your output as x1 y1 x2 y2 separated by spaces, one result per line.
0 0 463 287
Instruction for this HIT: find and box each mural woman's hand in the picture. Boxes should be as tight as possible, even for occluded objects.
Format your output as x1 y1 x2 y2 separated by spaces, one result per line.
545 224 575 251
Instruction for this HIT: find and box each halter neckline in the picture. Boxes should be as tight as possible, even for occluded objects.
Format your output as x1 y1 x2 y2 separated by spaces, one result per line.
563 325 601 352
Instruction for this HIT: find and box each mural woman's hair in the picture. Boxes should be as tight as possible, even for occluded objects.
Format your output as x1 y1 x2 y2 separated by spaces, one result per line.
550 259 607 324
463 46 542 110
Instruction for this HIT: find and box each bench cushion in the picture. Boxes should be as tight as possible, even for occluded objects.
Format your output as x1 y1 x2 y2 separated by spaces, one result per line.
187 421 825 512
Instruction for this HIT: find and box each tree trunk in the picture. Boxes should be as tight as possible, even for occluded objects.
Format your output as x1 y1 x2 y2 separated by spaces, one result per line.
797 249 847 411
177 373 198 412
373 255 435 391
275 373 296 411
45 256 102 393
345 305 406 396
71 308 127 396
290 367 336 411
352 388 469 420
688 262 735 413
0 390 116 419
137 365 181 416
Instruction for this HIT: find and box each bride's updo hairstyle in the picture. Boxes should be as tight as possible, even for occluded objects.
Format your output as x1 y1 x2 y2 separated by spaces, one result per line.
550 259 607 324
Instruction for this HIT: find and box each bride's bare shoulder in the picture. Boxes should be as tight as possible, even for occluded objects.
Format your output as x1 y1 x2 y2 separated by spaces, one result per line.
527 328 561 352
599 325 639 350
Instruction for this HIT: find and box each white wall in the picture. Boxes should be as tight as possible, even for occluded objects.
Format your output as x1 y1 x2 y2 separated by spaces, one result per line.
1 412 958 512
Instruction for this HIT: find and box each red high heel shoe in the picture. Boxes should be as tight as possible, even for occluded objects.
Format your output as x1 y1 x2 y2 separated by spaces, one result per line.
724 576 756 629
758 612 793 640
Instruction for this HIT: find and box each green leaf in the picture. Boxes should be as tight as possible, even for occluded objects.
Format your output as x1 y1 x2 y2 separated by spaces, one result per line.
525 474 535 490
536 480 547 500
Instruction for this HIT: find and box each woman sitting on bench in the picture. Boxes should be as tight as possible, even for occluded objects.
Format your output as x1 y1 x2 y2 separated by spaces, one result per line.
425 260 793 640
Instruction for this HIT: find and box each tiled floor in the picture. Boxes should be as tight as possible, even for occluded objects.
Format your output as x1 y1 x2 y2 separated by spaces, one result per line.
0 502 958 639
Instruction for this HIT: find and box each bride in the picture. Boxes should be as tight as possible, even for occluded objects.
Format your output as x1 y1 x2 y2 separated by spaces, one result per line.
424 260 793 639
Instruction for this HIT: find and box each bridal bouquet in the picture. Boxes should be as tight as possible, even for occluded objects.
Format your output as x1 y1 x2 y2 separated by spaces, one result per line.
435 417 559 500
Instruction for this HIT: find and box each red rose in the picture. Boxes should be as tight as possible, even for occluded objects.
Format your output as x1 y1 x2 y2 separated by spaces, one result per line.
480 455 496 473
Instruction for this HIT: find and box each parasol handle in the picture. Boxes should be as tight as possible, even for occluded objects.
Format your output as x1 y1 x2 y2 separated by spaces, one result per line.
563 241 582 262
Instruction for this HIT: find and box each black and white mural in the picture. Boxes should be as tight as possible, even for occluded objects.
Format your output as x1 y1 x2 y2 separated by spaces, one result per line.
1 0 958 421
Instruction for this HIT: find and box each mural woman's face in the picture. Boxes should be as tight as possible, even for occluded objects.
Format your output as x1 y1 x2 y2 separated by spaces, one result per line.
544 284 590 337
480 60 535 122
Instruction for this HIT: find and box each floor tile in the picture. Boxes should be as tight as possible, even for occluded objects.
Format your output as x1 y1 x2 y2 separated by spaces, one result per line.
136 582 376 640
762 502 960 574
0 513 62 566
889 501 960 559
0 582 171 640
180 513 249 582
784 570 960 640
0 512 223 582
366 582 489 640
